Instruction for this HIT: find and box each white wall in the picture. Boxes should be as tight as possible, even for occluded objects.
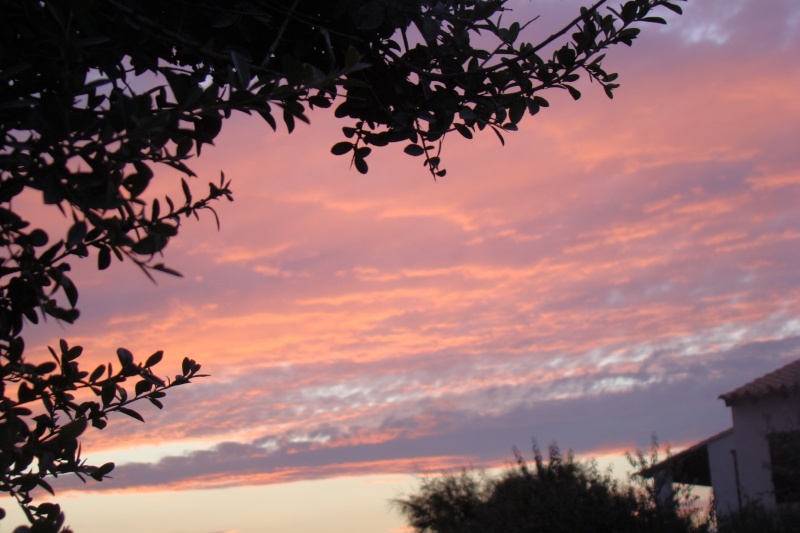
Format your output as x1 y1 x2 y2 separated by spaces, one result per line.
707 431 739 515
729 391 800 509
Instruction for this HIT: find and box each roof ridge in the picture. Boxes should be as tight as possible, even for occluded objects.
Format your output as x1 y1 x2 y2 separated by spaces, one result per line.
719 358 800 406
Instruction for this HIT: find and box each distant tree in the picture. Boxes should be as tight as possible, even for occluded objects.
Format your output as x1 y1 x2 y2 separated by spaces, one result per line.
394 441 709 533
1 0 685 530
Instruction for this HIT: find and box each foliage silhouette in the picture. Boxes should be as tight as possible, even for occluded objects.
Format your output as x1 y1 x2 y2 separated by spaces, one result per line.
715 501 800 533
395 440 709 533
1 0 685 530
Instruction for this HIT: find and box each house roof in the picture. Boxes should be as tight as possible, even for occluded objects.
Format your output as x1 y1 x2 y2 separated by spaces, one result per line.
638 428 733 486
719 358 800 406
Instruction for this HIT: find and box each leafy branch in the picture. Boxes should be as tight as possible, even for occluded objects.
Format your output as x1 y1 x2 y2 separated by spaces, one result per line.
1 339 205 533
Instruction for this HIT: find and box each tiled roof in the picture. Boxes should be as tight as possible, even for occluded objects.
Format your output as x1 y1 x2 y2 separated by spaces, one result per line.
719 358 800 406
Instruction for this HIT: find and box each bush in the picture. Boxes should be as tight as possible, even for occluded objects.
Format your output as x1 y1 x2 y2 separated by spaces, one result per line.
395 441 710 533
716 501 800 533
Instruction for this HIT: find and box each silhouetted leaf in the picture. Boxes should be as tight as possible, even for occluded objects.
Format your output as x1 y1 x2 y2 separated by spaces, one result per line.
132 235 167 255
17 382 35 404
90 462 115 481
64 345 82 362
331 142 353 155
454 124 473 139
100 382 115 406
118 407 144 422
66 221 87 249
152 263 183 277
354 157 368 174
28 229 48 247
89 364 105 383
36 362 57 374
60 419 87 440
145 351 163 368
135 380 152 396
404 144 425 156
97 246 111 270
117 348 134 367
565 85 582 100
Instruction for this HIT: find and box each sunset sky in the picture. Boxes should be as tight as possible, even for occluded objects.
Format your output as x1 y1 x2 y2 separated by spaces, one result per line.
4 0 800 531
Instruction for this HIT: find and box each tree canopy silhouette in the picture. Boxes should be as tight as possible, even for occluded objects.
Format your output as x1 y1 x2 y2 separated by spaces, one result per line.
0 0 685 530
395 442 708 533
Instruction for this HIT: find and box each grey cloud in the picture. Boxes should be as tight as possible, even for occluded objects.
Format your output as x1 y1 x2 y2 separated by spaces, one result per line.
56 336 800 493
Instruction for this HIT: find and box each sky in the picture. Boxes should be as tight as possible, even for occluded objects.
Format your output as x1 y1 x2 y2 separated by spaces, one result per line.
4 0 800 531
